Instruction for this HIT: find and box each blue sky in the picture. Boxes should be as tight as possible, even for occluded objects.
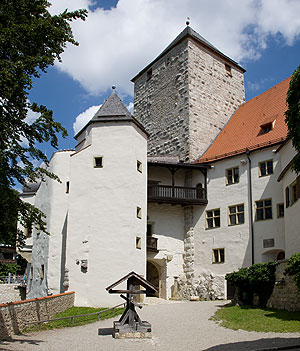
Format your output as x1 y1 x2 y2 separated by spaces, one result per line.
28 0 300 158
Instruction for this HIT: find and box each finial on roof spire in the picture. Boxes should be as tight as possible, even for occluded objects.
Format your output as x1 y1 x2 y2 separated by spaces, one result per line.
186 17 190 26
112 85 116 90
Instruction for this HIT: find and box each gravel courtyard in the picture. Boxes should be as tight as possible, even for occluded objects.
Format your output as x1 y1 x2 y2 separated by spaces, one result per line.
1 300 300 351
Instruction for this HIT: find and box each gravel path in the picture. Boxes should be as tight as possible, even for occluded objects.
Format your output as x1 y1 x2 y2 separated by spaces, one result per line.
1 300 300 351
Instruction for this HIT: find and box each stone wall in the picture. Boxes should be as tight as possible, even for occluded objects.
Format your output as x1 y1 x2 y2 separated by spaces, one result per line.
0 285 25 304
267 262 300 311
0 291 75 339
134 40 190 161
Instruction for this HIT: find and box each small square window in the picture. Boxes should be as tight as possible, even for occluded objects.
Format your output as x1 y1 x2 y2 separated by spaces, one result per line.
259 160 273 177
137 207 142 219
277 203 284 218
213 248 225 263
24 223 32 238
94 157 103 168
226 167 239 185
228 204 244 226
41 264 45 280
136 237 141 250
255 199 272 221
66 181 70 194
206 209 220 229
137 160 142 173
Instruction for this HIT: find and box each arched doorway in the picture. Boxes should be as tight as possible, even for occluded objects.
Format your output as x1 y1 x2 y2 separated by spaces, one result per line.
146 261 160 297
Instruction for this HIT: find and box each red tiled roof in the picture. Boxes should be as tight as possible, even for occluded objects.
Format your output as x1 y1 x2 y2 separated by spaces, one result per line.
197 77 291 163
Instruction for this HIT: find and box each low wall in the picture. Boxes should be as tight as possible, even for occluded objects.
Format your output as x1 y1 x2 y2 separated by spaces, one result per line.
0 284 25 304
267 262 300 311
0 291 75 339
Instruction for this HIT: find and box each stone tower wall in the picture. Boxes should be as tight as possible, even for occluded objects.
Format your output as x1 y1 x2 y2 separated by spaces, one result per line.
188 39 245 161
134 40 190 161
133 33 245 162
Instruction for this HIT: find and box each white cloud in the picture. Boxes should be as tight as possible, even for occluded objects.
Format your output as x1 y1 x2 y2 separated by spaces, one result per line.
49 0 300 97
73 104 101 135
73 100 134 134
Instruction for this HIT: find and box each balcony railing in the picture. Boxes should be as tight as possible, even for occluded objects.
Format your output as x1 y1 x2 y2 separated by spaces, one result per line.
147 236 158 252
148 184 207 205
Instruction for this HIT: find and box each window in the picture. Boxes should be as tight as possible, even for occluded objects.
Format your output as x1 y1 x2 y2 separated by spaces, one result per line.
228 204 244 225
147 68 152 80
66 181 70 194
137 160 142 173
259 160 273 177
136 237 141 250
225 64 232 76
226 167 239 185
285 186 290 208
24 223 32 238
41 265 45 280
206 209 220 229
94 157 103 168
256 199 272 221
137 207 142 219
213 249 225 263
263 238 275 248
277 203 284 218
291 181 298 205
260 122 273 135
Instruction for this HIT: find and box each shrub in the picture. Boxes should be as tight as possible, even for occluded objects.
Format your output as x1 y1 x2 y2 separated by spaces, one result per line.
226 261 277 306
285 253 300 291
0 263 21 277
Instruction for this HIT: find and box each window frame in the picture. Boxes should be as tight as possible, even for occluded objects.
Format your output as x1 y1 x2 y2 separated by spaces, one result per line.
277 203 284 218
206 208 221 229
259 160 273 177
226 167 239 185
94 156 103 168
228 204 245 226
255 199 273 221
212 248 225 263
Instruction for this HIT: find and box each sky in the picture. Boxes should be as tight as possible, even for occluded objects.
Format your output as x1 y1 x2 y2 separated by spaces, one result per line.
28 0 300 158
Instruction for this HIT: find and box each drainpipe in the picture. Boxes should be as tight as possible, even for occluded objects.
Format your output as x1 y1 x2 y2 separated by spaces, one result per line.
246 149 254 265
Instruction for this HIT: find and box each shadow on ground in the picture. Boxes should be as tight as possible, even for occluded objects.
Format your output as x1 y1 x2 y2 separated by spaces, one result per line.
0 336 44 350
203 337 300 351
98 327 113 336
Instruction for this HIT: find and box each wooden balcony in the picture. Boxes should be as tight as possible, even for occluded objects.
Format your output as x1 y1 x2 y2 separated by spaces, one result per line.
148 184 208 205
147 236 158 252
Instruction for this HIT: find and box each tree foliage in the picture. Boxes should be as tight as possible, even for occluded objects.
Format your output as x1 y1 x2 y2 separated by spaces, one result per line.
285 252 300 291
285 64 300 173
226 261 278 306
0 0 87 246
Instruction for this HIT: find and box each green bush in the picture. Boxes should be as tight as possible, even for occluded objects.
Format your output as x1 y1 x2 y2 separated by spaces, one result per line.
285 253 300 291
0 263 21 276
226 261 277 306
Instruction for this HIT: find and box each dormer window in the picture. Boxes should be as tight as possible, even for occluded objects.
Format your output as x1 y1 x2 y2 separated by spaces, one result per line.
260 122 273 134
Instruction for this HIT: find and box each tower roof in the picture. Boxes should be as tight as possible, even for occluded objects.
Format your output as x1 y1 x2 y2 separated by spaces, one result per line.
74 90 147 139
131 26 245 82
92 91 132 120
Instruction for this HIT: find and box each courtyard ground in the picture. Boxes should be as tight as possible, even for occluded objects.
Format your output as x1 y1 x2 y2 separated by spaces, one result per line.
1 300 300 351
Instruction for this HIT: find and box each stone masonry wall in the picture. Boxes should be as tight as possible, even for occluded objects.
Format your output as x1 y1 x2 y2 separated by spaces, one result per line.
134 36 245 163
134 40 190 161
0 291 75 339
0 285 24 304
188 39 245 161
267 262 300 311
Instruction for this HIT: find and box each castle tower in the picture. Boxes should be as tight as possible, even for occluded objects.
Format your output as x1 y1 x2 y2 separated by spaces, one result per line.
67 90 148 306
132 26 245 162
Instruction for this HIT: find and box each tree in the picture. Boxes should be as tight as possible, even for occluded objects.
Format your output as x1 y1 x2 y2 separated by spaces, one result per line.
285 64 300 173
0 0 87 246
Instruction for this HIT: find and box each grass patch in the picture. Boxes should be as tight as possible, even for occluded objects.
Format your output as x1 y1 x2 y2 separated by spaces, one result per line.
211 305 300 333
24 306 124 332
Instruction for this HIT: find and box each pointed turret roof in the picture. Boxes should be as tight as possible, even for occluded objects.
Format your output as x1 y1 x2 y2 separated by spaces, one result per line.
92 91 132 120
132 26 245 82
74 90 147 138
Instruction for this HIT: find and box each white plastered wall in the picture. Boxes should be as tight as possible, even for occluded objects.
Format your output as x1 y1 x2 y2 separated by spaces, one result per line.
67 122 147 307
